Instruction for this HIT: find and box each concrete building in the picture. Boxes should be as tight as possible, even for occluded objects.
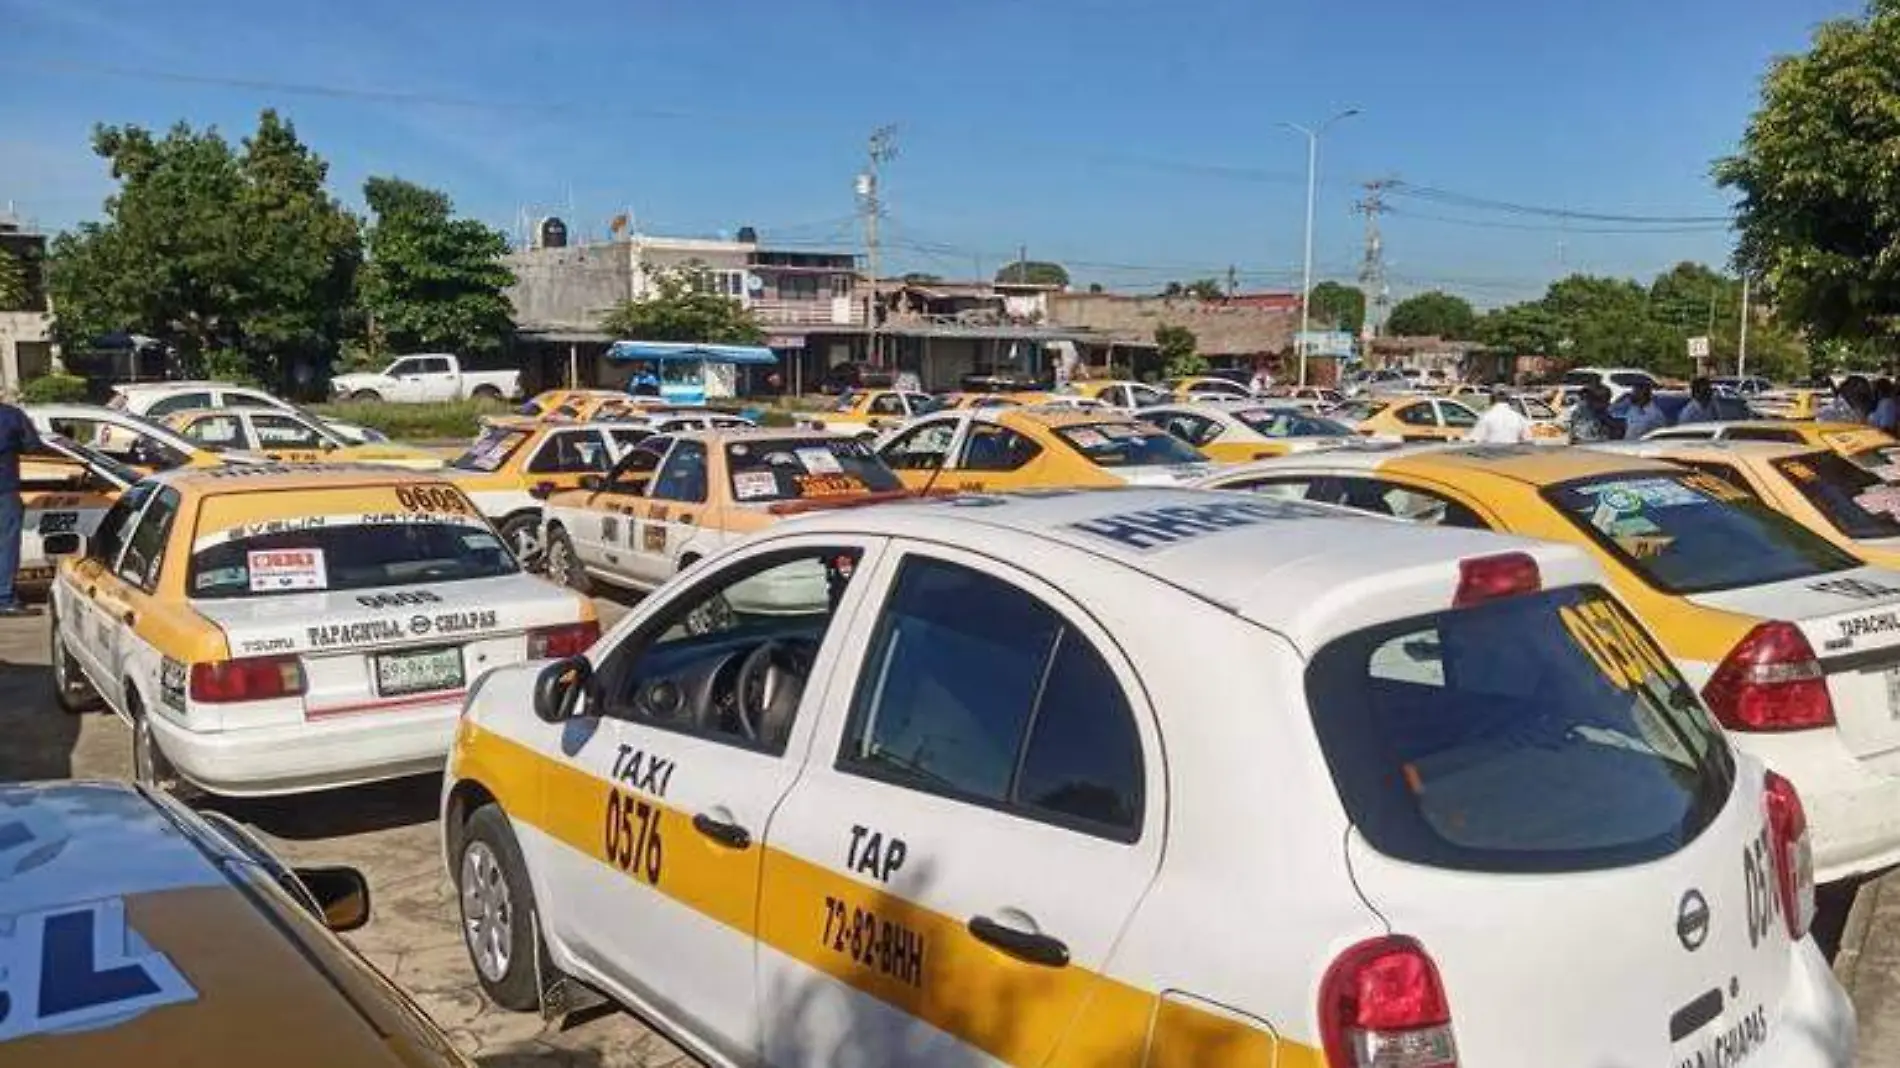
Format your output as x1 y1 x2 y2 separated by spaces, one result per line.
0 214 54 393
877 279 1090 392
1045 291 1303 382
1365 336 1493 382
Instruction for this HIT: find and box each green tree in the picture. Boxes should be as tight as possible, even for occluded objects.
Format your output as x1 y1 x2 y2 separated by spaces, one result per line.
600 263 764 344
0 247 25 311
994 260 1070 287
1155 323 1204 378
1717 1 1900 342
47 110 359 387
1305 281 1365 333
1385 290 1478 339
1477 302 1564 356
358 177 515 356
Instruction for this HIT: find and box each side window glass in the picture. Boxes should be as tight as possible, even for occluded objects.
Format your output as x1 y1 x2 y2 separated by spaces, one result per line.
606 549 862 753
650 441 708 502
1439 403 1478 428
840 557 1145 838
1396 403 1438 427
146 392 212 417
959 424 1042 472
387 359 416 377
870 393 906 416
422 358 451 374
185 415 248 449
1360 480 1489 529
609 428 653 451
223 392 273 409
881 422 957 471
610 439 670 490
90 484 154 567
118 488 179 591
529 432 613 474
252 415 324 449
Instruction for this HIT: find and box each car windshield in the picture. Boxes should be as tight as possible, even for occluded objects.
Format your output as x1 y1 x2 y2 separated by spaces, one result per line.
1518 397 1557 419
726 437 905 503
1305 585 1733 873
1772 451 1900 540
451 427 532 472
832 392 863 413
189 521 517 599
1544 472 1858 593
36 433 138 487
1233 407 1352 438
1054 422 1206 467
1332 401 1387 422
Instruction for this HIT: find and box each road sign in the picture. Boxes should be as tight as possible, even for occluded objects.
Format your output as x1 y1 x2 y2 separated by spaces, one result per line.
1688 336 1711 359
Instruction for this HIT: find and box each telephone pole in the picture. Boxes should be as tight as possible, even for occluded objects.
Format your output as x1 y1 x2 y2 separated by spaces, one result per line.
1738 274 1752 379
858 125 897 366
1280 108 1360 386
1355 179 1393 341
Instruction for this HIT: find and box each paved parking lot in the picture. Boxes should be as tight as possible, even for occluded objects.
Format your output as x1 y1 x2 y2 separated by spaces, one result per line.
0 597 694 1068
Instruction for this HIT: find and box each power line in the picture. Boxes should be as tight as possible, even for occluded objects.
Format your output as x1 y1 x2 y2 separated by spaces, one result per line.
1385 181 1731 226
1388 207 1731 235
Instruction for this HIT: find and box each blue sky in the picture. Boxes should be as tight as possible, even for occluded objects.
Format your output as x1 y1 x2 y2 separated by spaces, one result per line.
0 0 1859 306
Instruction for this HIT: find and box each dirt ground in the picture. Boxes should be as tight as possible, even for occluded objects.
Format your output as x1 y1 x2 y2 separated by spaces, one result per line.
0 598 697 1068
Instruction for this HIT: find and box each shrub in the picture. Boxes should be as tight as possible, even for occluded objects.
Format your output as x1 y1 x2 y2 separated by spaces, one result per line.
309 398 509 441
20 373 89 404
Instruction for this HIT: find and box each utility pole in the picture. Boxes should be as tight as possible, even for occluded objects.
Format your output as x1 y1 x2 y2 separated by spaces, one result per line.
1226 264 1239 297
858 125 897 367
1017 244 1028 283
1355 179 1393 339
1280 108 1360 387
1738 274 1752 379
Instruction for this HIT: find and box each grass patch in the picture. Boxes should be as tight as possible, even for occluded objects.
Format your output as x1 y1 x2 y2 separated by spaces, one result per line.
310 398 509 441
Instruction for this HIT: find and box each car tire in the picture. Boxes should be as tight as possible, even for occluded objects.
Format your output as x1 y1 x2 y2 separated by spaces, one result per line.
499 513 543 568
543 525 593 596
472 385 503 401
351 390 383 403
128 695 180 792
48 604 101 714
457 804 552 1012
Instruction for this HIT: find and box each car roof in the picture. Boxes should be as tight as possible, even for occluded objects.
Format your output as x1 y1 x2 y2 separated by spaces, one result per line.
662 426 858 446
149 462 454 496
779 487 1599 641
1206 442 1683 485
986 405 1138 430
1587 439 1826 464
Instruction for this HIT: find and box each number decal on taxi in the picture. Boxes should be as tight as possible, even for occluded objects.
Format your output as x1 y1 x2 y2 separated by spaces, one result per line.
394 485 470 514
1559 601 1673 691
1742 826 1782 950
795 474 867 498
603 790 664 885
820 896 926 988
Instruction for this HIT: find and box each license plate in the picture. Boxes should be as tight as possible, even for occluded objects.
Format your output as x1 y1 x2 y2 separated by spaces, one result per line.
374 647 465 697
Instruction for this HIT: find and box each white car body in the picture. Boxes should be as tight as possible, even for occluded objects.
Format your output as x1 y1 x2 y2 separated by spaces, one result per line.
1562 365 1659 402
330 354 522 404
1079 380 1169 412
443 488 1852 1068
107 381 383 444
28 403 271 467
799 390 937 438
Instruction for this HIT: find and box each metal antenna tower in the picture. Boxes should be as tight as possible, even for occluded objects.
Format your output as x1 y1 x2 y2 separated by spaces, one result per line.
1356 179 1394 338
858 125 898 365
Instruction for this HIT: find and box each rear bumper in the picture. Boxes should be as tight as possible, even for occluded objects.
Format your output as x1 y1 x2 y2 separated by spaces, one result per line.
1733 730 1900 883
1758 939 1856 1067
151 701 461 797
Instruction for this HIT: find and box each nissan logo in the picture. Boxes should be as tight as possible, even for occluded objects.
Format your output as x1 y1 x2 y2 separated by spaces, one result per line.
1678 889 1710 952
409 614 433 636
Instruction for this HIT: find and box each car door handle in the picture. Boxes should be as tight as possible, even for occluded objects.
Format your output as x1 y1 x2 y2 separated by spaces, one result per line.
119 610 136 626
692 813 751 850
967 914 1070 968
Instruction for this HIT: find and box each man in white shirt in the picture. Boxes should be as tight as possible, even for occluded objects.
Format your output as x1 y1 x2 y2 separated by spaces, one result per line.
1675 377 1720 425
1622 381 1670 440
1466 387 1532 444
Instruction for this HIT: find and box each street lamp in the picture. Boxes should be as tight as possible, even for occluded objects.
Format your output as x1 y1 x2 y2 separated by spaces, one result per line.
1281 108 1360 387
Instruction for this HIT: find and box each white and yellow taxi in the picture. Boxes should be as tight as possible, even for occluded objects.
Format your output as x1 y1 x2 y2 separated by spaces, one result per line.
160 406 444 470
539 427 908 596
14 434 136 591
46 464 597 796
441 487 1851 1067
1141 400 1356 462
875 406 1212 493
442 421 652 558
29 403 264 471
799 389 937 439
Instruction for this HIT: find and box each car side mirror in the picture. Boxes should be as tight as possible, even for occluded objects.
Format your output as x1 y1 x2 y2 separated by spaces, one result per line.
533 656 594 724
530 480 558 500
579 474 605 492
293 865 371 932
43 532 85 558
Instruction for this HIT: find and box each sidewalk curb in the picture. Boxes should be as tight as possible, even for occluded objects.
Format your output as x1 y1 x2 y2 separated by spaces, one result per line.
1837 873 1884 994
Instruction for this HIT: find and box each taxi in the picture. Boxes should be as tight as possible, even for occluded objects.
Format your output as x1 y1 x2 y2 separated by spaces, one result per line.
1166 374 1253 401
875 406 1212 493
440 487 1852 1068
1201 444 1900 883
799 389 936 439
1141 400 1355 462
539 428 907 596
1502 392 1569 442
1645 419 1900 473
1753 388 1828 421
30 403 257 471
160 407 444 470
1067 379 1170 411
1591 439 1900 570
929 392 1020 411
441 421 650 558
13 434 135 591
1333 395 1480 442
0 781 471 1066
45 464 597 796
517 388 624 418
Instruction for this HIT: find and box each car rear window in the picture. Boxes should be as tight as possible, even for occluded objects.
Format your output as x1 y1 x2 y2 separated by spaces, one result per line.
1054 422 1206 468
1306 586 1734 873
1772 451 1900 540
450 428 532 472
189 521 517 599
725 437 904 503
1544 472 1857 594
1234 408 1351 438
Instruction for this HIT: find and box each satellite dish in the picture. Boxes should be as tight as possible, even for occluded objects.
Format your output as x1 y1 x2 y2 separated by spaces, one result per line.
537 217 568 249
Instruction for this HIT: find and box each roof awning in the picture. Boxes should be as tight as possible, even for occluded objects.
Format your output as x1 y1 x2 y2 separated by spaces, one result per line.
606 341 779 366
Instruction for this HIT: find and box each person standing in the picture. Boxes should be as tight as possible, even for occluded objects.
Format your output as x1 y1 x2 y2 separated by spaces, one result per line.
1621 381 1669 440
1465 387 1532 444
1568 385 1621 444
628 363 661 398
0 391 43 617
1819 375 1872 424
1872 379 1900 433
1676 377 1721 425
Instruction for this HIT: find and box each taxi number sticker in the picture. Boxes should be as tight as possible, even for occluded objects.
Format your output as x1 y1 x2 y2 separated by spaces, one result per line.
796 474 866 498
1559 600 1673 693
820 895 925 989
396 485 470 514
247 548 328 593
602 789 664 886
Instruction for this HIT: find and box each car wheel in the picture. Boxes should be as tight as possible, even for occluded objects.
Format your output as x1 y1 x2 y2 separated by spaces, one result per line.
351 390 383 403
543 526 593 596
499 513 543 568
48 605 101 714
472 385 503 401
129 697 179 792
457 805 552 1011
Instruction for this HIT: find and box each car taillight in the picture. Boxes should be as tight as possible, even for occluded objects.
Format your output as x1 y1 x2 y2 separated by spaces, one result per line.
1701 622 1834 731
529 620 600 659
1765 770 1816 941
1319 936 1458 1068
1452 552 1540 607
189 655 306 703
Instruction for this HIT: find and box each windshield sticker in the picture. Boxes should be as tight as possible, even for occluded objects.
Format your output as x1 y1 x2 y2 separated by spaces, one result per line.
1066 428 1109 449
795 447 844 475
247 548 328 593
733 471 779 500
1680 472 1748 503
0 897 199 1043
1856 486 1900 518
796 473 867 498
195 565 245 591
1783 461 1818 484
395 484 471 514
1067 498 1326 551
194 512 486 552
462 532 503 551
1559 600 1674 693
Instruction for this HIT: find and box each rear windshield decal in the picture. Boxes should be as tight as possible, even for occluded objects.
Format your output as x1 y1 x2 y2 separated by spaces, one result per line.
0 898 198 1042
247 549 328 593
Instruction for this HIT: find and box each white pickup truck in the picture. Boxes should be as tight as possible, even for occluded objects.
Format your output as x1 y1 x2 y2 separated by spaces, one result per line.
329 353 521 404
